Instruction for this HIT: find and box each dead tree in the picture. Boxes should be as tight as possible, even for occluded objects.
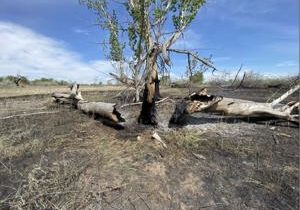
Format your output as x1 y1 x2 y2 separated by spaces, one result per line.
52 84 125 126
170 85 299 124
14 76 22 86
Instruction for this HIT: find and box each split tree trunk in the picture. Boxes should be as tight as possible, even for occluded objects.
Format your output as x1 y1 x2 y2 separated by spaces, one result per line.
138 46 161 125
170 87 299 124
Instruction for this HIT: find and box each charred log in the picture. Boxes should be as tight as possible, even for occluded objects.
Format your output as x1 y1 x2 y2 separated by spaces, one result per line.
170 87 299 125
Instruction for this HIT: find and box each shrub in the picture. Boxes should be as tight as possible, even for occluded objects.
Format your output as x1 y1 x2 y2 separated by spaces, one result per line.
206 71 298 89
0 75 30 86
190 71 203 84
31 78 69 86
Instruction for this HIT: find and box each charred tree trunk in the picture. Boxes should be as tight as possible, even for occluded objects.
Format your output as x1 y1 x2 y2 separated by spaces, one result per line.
138 46 160 125
170 87 299 125
155 76 161 99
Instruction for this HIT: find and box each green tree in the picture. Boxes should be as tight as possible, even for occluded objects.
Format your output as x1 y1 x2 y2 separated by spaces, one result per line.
190 71 203 84
80 0 206 125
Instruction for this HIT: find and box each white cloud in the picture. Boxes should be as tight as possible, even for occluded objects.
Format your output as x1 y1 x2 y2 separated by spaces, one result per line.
72 28 90 36
276 61 297 68
0 21 113 83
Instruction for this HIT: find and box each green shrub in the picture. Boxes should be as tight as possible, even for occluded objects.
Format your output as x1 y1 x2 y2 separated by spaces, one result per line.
190 71 203 84
0 75 30 86
31 78 69 86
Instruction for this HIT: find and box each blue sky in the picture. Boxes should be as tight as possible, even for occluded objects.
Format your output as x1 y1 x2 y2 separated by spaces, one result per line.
0 0 298 83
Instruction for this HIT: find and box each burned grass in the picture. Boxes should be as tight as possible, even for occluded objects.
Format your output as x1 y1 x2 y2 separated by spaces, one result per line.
0 87 299 209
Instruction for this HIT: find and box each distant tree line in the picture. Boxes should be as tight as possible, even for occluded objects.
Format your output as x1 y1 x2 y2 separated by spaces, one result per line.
0 75 70 86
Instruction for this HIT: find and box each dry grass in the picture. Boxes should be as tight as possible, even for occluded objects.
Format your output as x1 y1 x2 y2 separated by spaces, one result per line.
0 85 125 98
0 87 299 209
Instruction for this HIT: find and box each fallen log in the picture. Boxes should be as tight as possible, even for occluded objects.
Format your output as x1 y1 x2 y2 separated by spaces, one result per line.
78 102 124 123
270 84 300 108
170 87 299 124
52 84 125 125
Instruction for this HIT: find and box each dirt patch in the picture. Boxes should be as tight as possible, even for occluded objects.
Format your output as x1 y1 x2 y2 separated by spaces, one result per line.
144 162 167 178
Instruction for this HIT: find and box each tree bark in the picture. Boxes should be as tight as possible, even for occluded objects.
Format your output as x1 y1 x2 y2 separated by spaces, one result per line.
52 84 125 124
138 46 160 125
170 88 299 124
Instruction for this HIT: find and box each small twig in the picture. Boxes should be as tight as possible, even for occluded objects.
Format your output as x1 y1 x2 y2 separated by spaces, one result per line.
0 111 61 120
137 194 151 210
120 97 170 108
276 132 292 138
152 132 167 148
272 134 279 144
128 198 137 210
192 152 206 160
0 160 11 173
199 203 223 209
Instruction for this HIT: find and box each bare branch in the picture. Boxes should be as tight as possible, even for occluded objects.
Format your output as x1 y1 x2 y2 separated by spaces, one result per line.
230 64 243 87
120 97 170 108
109 73 135 87
235 72 247 90
270 83 300 107
167 48 217 71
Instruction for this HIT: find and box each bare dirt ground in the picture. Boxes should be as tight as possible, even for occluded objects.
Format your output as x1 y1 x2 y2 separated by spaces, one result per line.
0 86 299 210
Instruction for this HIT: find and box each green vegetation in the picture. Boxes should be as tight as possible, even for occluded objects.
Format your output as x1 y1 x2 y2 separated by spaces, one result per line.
0 76 17 86
190 71 204 84
0 75 30 86
31 78 69 86
0 76 70 87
